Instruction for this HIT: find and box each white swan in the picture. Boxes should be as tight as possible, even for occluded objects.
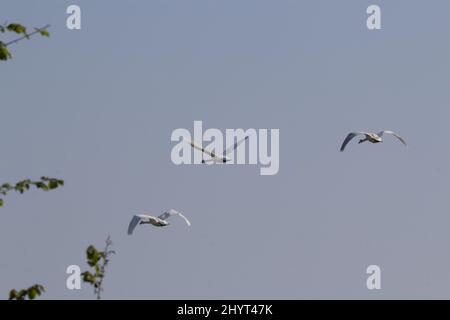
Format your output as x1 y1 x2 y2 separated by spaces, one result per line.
340 130 407 152
184 136 249 164
127 209 191 235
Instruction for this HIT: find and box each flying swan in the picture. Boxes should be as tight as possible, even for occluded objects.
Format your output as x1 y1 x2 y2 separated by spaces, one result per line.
127 209 191 235
340 130 407 152
184 136 249 164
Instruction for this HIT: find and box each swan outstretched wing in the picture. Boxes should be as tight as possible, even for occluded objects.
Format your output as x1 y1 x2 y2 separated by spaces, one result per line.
184 138 219 159
128 215 143 235
127 215 154 235
176 212 191 226
158 209 191 226
340 132 367 152
378 130 407 146
223 136 249 156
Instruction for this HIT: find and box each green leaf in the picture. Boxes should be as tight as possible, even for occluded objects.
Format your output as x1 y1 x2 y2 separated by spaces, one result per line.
8 290 18 300
35 182 48 190
0 42 11 61
38 29 50 37
82 271 96 284
7 23 27 34
48 180 58 189
86 245 101 266
27 288 37 300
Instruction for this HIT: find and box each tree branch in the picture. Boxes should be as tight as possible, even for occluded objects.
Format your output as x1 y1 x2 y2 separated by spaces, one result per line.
4 24 50 47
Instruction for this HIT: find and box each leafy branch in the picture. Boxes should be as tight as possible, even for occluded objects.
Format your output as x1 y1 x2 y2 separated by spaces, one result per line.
82 236 115 300
0 176 64 207
3 19 54 302
9 284 45 300
0 22 50 61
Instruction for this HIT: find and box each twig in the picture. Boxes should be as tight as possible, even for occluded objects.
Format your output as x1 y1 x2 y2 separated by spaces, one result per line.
4 24 50 47
96 236 114 300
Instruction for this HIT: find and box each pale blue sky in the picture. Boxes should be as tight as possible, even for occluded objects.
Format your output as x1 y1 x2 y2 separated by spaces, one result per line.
1 0 450 299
